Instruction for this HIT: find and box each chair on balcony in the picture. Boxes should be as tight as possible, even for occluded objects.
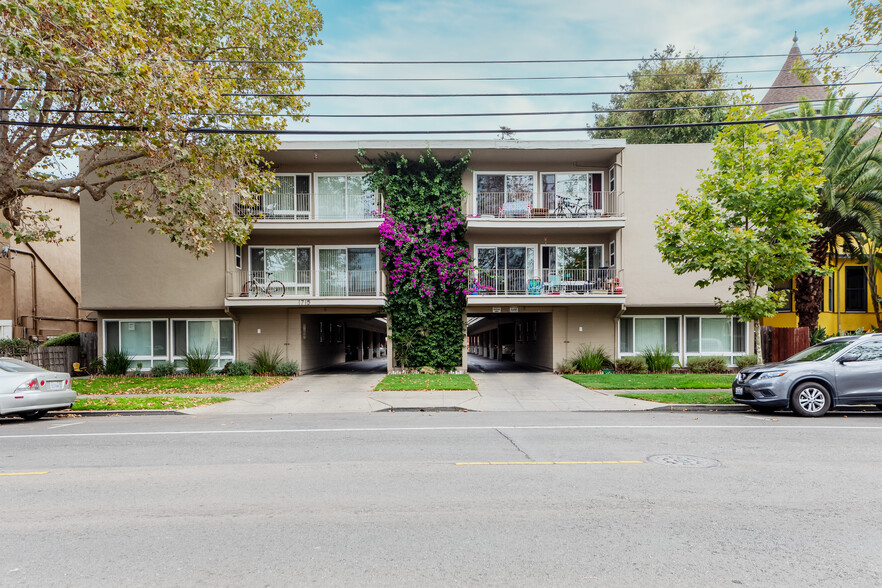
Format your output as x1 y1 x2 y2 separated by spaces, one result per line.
500 201 531 218
545 274 562 294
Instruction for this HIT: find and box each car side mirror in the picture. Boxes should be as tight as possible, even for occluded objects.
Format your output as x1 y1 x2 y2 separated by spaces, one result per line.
838 353 858 363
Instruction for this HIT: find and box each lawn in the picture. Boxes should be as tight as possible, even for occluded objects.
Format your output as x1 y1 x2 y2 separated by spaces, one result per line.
616 391 736 405
73 375 289 395
72 396 232 410
375 374 478 391
563 373 735 390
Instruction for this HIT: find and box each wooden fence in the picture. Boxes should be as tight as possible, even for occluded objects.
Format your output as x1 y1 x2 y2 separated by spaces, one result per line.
761 326 811 363
20 346 80 373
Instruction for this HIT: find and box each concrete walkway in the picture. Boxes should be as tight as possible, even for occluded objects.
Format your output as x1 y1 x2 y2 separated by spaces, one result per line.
184 372 665 415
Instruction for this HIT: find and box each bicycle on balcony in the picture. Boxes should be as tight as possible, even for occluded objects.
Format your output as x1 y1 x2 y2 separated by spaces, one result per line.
550 194 591 218
243 272 286 297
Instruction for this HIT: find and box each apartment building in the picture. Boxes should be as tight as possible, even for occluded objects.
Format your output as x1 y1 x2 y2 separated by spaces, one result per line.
81 139 755 373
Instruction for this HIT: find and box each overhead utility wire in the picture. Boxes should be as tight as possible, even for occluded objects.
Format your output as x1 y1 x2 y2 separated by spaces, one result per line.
2 111 879 135
228 80 882 99
188 48 882 66
3 95 877 120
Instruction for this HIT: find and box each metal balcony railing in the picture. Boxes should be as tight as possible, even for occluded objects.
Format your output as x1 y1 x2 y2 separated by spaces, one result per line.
317 269 379 297
235 193 382 221
471 268 623 296
227 270 312 298
473 191 623 219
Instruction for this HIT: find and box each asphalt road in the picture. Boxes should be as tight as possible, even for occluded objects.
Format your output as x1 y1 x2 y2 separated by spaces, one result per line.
2 410 882 587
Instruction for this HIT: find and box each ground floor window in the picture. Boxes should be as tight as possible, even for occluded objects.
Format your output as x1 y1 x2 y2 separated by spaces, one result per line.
172 319 235 369
685 316 746 365
845 266 867 312
619 316 679 355
619 315 747 365
104 319 169 371
104 318 234 371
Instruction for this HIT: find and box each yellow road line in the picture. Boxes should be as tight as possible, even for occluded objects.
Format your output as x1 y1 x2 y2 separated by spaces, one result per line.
0 472 48 476
456 460 643 466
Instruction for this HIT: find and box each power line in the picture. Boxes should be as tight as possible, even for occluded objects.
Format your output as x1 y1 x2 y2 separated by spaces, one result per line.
227 80 882 99
2 111 879 136
2 95 877 120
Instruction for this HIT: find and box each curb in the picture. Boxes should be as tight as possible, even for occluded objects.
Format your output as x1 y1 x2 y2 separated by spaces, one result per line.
49 410 185 417
650 404 750 412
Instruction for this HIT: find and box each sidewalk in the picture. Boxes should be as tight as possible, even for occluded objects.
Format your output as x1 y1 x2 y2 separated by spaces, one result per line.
183 372 669 415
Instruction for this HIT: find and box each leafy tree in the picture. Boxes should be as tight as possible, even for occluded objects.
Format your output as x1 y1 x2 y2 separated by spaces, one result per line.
842 232 882 329
775 94 882 329
656 104 825 363
0 0 322 255
813 0 882 86
590 45 732 144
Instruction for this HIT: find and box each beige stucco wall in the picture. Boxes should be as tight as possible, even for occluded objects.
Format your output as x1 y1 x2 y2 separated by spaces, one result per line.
621 144 733 307
81 194 226 311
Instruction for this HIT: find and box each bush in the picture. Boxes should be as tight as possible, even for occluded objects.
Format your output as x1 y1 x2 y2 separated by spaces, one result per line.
615 356 648 374
569 344 612 373
688 356 729 374
150 361 176 377
250 346 283 374
276 361 299 377
0 337 36 356
810 327 828 345
184 347 216 375
40 332 80 347
556 360 577 375
735 355 759 370
640 345 676 372
227 360 254 376
103 350 133 375
419 366 437 375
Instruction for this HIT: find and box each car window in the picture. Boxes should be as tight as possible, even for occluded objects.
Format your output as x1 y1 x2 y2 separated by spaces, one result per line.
848 341 882 362
786 341 853 362
0 358 45 373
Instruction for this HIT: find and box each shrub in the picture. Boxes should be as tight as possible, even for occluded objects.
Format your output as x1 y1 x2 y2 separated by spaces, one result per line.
810 327 828 345
640 345 676 372
250 345 283 374
150 361 176 377
688 356 729 373
556 360 577 375
227 360 254 376
569 344 612 373
41 332 80 347
276 361 299 377
735 355 759 370
184 347 216 375
103 350 133 375
419 366 437 375
0 337 36 356
615 356 648 374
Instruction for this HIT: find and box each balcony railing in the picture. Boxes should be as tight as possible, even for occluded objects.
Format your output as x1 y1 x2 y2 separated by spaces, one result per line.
471 268 623 296
318 269 379 297
235 193 382 221
227 270 312 298
474 191 623 219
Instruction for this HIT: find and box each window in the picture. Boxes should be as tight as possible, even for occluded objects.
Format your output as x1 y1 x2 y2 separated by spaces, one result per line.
475 173 535 216
541 245 605 291
772 279 793 313
315 174 376 220
684 316 747 364
171 319 235 369
477 246 536 295
235 245 242 269
317 247 378 296
609 166 616 193
827 274 835 312
845 267 867 312
619 316 679 355
249 246 311 294
609 241 616 268
540 172 603 215
268 174 310 219
849 341 882 361
104 320 169 370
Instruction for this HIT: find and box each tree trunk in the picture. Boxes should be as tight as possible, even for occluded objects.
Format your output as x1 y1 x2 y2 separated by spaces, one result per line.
794 238 830 331
753 318 763 365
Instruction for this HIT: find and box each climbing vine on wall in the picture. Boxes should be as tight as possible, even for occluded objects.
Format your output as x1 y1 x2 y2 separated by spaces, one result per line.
360 150 474 370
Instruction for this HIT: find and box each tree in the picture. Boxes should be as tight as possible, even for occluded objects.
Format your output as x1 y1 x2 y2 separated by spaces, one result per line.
775 94 882 330
1 0 322 255
842 232 882 329
655 104 825 363
813 0 882 86
590 45 732 144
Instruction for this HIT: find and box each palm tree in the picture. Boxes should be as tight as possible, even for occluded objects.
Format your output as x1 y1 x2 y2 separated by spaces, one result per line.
776 93 882 330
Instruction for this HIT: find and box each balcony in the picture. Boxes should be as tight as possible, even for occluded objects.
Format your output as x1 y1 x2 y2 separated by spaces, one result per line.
225 269 382 306
473 191 623 219
470 268 624 297
235 192 382 222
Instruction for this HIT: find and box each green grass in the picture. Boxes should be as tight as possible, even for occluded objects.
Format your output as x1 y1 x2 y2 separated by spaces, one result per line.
73 375 289 395
375 374 477 391
72 396 232 410
616 391 736 405
563 373 734 390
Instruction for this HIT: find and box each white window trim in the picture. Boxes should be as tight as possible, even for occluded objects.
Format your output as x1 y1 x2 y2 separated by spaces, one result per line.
271 173 311 218
474 244 539 274
315 245 381 297
248 245 313 295
540 171 605 192
473 171 539 212
540 244 606 268
618 315 681 357
234 244 242 270
170 318 236 365
313 173 376 220
608 240 616 268
103 319 169 370
684 315 748 359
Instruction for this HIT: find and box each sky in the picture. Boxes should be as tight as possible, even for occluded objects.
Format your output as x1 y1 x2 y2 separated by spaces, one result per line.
280 0 875 140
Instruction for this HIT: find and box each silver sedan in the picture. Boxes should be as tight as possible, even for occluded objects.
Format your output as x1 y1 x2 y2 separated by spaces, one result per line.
0 357 76 420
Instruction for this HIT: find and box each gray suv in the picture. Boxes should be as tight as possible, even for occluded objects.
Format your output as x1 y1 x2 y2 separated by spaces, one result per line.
733 333 882 417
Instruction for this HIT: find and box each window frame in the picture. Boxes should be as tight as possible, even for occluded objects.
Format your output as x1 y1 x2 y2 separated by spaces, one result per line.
539 171 605 213
170 318 236 369
473 171 539 214
684 316 748 363
618 315 681 356
248 245 313 295
844 266 868 313
313 172 377 220
315 245 381 297
103 319 169 371
270 173 311 219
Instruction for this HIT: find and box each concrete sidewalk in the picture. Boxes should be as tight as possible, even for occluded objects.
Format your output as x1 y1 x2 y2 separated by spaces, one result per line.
184 372 667 415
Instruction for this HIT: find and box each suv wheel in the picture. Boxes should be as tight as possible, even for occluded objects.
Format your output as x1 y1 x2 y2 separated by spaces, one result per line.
791 382 831 417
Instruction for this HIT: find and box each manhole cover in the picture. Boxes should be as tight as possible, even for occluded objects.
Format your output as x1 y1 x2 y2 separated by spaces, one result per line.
647 455 720 468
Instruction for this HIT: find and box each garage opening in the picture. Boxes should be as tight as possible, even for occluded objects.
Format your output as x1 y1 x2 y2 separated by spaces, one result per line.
301 314 388 374
466 313 552 373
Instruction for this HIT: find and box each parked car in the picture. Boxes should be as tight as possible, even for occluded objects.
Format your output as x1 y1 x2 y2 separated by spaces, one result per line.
0 357 76 420
733 333 882 417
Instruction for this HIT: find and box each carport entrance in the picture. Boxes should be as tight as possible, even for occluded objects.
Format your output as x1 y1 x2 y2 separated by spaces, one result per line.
300 314 387 374
466 313 553 372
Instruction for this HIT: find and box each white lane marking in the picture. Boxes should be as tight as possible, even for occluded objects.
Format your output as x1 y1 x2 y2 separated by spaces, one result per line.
1 423 882 440
48 421 85 429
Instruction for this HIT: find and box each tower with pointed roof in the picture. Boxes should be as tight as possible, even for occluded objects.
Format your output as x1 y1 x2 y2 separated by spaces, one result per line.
759 33 828 113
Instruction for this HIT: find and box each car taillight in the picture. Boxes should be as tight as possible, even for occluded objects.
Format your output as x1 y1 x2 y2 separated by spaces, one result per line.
15 378 39 392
